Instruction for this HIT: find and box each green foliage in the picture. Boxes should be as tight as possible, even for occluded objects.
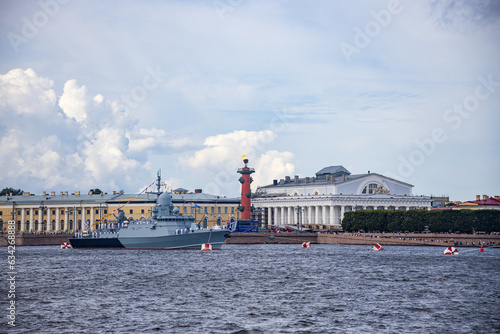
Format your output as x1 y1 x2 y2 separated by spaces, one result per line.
341 209 500 233
0 187 23 196
89 188 102 194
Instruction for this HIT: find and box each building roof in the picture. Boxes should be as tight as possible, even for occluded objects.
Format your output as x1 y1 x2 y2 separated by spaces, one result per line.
0 192 240 206
258 171 413 190
457 197 500 207
315 165 351 178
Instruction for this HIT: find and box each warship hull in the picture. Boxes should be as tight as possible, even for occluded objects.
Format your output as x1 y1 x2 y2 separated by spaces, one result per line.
69 237 124 249
118 229 230 249
69 230 230 250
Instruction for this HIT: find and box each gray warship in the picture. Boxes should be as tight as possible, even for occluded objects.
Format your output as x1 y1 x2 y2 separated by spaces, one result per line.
70 172 233 249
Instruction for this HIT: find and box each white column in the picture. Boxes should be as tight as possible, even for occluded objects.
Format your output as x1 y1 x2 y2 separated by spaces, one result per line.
322 206 327 226
82 207 86 230
315 206 319 225
47 208 51 231
56 208 60 232
90 207 95 231
340 206 345 223
329 205 334 226
38 209 42 232
280 207 285 226
64 208 69 231
274 207 278 226
267 207 272 227
29 209 34 231
21 209 26 231
307 206 312 226
287 206 292 225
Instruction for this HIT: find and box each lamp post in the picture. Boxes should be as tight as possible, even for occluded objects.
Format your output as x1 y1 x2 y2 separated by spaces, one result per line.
39 202 47 232
295 205 303 231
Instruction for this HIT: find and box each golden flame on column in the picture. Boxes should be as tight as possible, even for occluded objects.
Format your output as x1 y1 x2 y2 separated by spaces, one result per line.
241 154 247 161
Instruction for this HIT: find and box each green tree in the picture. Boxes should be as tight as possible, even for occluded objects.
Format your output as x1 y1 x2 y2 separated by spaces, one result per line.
0 187 23 196
89 188 102 195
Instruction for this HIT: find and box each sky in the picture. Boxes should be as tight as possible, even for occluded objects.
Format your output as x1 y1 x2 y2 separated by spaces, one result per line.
0 0 499 201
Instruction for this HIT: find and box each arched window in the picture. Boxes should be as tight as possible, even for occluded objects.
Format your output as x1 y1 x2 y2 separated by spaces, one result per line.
51 220 56 230
362 183 379 194
216 217 222 226
203 217 208 228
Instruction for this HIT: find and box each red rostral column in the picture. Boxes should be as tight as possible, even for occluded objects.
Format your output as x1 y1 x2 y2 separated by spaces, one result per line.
237 155 255 220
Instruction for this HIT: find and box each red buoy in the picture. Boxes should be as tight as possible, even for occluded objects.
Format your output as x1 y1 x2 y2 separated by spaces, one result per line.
201 243 212 251
480 246 484 252
61 242 71 249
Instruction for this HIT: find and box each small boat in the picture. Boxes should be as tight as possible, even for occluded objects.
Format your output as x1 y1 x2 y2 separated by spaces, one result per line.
443 246 459 255
372 243 383 251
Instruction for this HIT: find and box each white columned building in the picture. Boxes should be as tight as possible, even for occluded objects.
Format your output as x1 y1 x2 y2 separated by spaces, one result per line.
253 165 432 230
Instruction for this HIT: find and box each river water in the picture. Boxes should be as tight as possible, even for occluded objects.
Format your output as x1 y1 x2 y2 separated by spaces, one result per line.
2 244 499 333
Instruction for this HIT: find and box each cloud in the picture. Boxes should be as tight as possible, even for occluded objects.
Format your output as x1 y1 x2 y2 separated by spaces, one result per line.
180 129 294 195
0 68 190 193
0 68 56 117
59 79 89 123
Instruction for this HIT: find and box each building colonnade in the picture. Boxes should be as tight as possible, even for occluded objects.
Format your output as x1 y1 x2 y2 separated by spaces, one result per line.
253 196 432 229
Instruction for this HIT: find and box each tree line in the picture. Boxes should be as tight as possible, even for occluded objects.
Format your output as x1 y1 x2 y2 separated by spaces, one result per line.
341 209 500 233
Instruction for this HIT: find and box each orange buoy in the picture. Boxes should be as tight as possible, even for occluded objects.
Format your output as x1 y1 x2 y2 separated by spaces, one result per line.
480 246 484 252
201 243 212 251
61 242 72 249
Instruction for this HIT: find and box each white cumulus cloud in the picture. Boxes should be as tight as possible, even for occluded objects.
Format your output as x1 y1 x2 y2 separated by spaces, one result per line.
180 130 294 196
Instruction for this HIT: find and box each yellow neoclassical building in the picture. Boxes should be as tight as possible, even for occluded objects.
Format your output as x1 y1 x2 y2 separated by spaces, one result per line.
0 189 240 233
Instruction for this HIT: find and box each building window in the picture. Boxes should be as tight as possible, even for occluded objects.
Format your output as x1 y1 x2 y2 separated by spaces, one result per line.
184 207 187 214
95 209 99 214
141 209 145 214
225 207 228 214
69 220 73 230
104 210 108 214
231 207 234 214
78 210 81 215
0 211 3 215
18 210 21 215
362 183 379 194
211 207 214 214
61 210 64 214
203 218 208 228
17 221 21 230
204 207 208 214
52 210 56 215
129 209 133 214
35 210 38 215
217 217 221 226
86 209 90 215
218 207 221 214
26 210 30 215
51 220 56 230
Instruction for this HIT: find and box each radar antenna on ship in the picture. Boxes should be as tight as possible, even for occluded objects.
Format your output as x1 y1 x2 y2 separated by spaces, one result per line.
146 169 163 199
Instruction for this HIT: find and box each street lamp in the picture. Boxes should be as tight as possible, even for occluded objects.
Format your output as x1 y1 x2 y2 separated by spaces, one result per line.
39 202 47 232
295 205 303 231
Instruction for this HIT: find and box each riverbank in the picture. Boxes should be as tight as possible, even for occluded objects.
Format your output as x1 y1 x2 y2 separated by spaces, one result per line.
226 232 500 247
2 232 499 247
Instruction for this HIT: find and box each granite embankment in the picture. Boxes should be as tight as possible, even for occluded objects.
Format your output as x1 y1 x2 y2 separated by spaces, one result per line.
226 232 500 247
2 232 499 247
0 233 71 247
